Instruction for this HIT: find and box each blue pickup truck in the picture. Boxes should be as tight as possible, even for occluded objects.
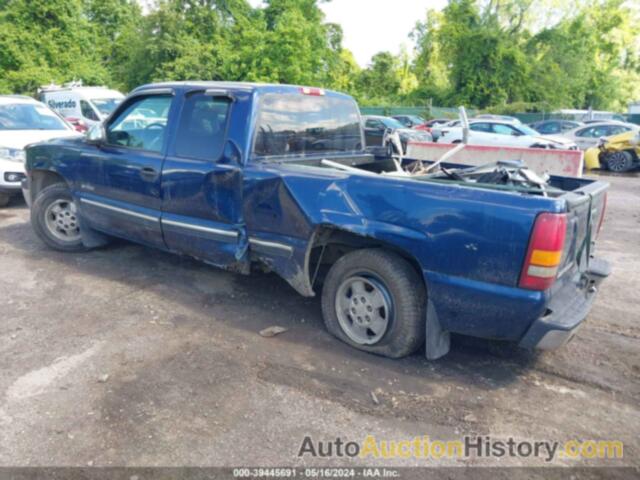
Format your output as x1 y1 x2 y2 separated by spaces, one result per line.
23 82 610 359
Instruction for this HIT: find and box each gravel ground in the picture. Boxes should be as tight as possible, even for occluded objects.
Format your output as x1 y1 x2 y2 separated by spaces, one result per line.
0 172 638 477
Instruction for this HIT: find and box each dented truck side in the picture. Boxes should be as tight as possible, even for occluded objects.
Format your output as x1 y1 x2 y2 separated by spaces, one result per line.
23 82 611 359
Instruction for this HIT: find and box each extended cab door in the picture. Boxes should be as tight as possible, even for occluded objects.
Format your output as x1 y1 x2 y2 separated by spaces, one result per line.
160 89 243 269
76 90 174 248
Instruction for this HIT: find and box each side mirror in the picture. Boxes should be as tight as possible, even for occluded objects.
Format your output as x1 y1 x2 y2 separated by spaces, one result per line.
86 123 105 144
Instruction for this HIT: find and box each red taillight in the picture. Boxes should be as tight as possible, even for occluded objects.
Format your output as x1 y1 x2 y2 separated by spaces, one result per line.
300 87 325 96
597 193 607 237
519 213 567 291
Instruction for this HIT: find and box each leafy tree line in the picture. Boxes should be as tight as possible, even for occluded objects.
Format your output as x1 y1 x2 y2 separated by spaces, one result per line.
0 0 638 112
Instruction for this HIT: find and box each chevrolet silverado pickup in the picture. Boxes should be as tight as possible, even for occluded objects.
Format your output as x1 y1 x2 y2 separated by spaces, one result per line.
23 82 610 359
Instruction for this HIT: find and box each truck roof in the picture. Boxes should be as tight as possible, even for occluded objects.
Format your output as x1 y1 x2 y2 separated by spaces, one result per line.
131 81 354 100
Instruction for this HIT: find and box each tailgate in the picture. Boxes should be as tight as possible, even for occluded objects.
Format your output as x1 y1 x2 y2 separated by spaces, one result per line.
557 180 608 279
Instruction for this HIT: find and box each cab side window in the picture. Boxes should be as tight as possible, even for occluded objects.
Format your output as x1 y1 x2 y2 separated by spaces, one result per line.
106 95 172 153
174 94 231 161
80 100 99 122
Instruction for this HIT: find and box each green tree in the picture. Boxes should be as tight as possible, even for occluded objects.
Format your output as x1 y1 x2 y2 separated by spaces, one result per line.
0 0 109 94
82 0 145 91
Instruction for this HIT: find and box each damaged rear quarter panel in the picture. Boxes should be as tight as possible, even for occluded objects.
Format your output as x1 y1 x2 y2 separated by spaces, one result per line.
243 161 558 338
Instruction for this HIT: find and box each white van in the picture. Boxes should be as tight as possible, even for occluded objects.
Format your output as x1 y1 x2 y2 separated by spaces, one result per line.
38 82 125 131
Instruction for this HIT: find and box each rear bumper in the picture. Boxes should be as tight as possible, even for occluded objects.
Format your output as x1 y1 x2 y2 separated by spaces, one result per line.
518 257 611 350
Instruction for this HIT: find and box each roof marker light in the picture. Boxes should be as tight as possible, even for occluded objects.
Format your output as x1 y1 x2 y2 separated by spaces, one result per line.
300 87 325 96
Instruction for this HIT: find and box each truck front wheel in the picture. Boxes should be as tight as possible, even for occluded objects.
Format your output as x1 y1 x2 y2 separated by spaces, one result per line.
0 192 10 207
31 183 86 252
321 249 426 358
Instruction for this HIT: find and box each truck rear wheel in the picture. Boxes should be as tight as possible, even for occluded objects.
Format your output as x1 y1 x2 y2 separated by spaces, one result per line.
321 249 425 358
31 183 86 252
604 151 634 172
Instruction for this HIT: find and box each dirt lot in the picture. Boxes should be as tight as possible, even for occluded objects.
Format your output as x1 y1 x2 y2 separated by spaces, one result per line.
0 172 638 475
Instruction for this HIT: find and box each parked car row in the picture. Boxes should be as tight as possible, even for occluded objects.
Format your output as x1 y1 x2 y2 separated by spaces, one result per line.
366 112 639 170
437 119 578 150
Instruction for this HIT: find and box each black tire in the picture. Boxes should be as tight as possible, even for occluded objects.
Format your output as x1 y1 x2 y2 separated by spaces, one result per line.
452 139 462 144
0 192 10 207
321 249 426 358
31 183 87 252
604 151 634 172
529 143 549 149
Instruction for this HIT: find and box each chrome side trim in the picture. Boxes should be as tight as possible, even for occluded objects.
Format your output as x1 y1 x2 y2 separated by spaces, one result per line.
162 218 238 240
249 237 294 255
80 198 158 223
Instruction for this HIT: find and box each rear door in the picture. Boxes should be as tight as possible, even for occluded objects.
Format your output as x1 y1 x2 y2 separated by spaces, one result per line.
76 90 174 248
160 89 243 269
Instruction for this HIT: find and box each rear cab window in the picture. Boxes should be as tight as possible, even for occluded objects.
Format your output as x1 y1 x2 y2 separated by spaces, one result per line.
252 92 363 159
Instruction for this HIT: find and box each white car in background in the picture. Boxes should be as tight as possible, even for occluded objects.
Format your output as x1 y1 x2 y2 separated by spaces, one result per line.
437 120 578 150
558 122 639 150
0 96 79 207
38 83 124 132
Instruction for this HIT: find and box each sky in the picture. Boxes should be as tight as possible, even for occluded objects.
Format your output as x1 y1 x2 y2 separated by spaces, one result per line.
249 0 447 67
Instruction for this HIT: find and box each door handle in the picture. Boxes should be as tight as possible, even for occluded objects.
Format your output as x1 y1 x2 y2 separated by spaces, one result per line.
140 167 159 181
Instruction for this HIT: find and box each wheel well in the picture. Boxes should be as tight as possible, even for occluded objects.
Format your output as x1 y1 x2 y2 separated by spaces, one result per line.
626 149 639 162
30 170 67 203
307 227 425 293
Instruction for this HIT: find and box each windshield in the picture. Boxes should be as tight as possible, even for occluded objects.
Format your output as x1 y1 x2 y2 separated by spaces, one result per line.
91 98 122 117
408 115 425 124
0 103 68 131
253 93 363 158
381 117 405 129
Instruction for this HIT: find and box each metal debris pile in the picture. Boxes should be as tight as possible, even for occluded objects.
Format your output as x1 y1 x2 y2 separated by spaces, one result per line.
421 160 554 195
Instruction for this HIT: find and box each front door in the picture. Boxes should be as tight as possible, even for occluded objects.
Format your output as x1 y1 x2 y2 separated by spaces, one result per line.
76 91 174 248
160 90 243 268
